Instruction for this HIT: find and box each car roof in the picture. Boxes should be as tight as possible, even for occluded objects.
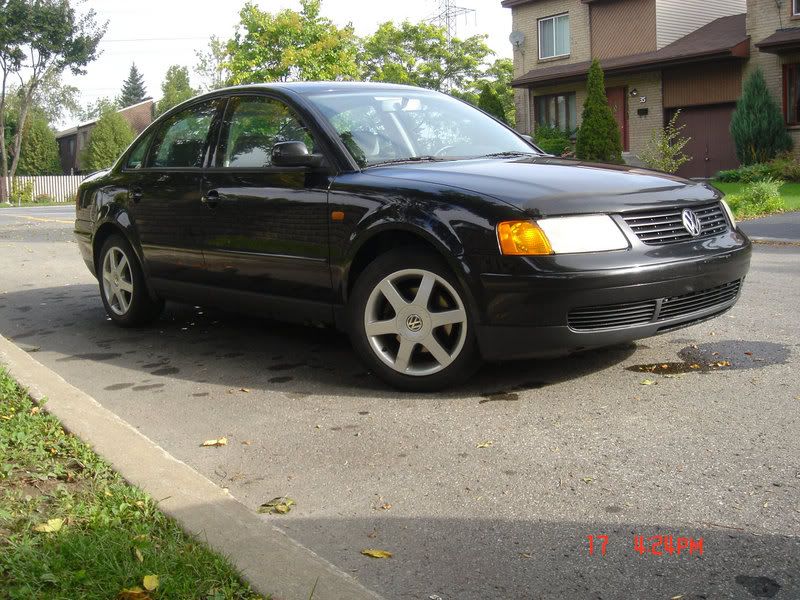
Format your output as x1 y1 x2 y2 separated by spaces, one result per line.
212 81 439 96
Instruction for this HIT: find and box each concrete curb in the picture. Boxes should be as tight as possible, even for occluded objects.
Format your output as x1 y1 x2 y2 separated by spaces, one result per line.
0 334 383 600
749 237 800 246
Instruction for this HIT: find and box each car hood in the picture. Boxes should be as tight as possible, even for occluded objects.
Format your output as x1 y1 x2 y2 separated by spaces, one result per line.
367 156 721 217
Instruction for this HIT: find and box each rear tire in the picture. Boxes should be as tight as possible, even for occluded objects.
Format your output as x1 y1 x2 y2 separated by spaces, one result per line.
348 248 481 392
98 234 163 327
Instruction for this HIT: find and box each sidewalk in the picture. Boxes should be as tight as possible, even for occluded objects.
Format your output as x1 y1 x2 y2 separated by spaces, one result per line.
739 211 800 244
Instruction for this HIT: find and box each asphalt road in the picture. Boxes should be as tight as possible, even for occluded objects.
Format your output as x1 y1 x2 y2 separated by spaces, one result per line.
1 205 799 599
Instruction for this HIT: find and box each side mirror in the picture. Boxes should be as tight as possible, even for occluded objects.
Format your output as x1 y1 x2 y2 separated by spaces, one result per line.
271 141 325 168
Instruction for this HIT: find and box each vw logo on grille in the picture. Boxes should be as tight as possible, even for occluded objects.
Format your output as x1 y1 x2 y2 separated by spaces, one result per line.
682 209 702 237
405 314 423 332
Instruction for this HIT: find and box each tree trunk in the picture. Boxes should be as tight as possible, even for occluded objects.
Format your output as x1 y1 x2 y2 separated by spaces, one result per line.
8 84 36 181
0 70 9 203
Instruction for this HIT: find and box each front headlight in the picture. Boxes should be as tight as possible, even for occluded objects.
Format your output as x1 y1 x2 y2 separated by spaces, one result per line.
497 215 629 255
720 199 737 229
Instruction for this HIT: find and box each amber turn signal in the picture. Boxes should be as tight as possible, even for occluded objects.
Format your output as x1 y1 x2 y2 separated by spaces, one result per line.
497 221 553 255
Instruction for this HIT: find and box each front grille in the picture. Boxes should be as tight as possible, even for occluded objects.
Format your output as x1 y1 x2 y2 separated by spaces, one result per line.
623 202 729 245
568 279 742 332
568 299 657 331
659 280 741 320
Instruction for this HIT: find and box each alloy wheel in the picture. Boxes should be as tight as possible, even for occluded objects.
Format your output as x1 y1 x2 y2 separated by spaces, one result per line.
364 268 468 376
102 247 134 316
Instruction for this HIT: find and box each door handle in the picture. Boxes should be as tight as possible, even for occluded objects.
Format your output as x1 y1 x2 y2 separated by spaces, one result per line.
130 187 143 203
201 189 225 208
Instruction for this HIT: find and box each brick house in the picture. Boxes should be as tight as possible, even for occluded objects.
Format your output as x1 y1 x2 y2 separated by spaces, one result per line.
503 0 800 178
55 99 154 174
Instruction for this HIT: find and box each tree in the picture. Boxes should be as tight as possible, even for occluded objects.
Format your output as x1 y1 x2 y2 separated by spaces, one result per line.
361 21 492 92
730 68 793 166
80 96 118 121
194 35 230 91
16 112 61 175
156 65 196 116
477 85 506 122
638 110 692 173
0 0 105 200
225 0 360 84
119 63 147 107
575 59 622 163
81 109 134 172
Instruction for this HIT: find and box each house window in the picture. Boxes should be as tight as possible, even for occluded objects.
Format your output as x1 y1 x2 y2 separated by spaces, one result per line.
538 14 570 59
786 64 800 125
535 92 577 132
794 0 800 15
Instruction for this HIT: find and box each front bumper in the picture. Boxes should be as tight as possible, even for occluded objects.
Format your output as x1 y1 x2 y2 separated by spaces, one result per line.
471 233 752 361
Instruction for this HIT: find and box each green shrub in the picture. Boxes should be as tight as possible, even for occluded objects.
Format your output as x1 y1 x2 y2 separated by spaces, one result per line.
575 59 623 164
715 154 800 183
533 125 573 156
725 177 785 218
35 193 57 204
730 69 793 165
638 110 691 173
10 178 34 203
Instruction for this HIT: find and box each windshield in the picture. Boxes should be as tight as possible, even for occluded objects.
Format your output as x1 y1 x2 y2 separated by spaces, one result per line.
306 90 538 167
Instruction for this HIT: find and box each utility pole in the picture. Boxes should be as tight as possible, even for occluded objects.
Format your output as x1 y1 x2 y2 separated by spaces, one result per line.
427 0 476 43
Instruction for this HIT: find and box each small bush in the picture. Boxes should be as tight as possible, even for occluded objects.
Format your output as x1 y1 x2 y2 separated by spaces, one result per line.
638 110 691 173
725 177 785 218
533 125 573 156
715 154 800 183
575 59 623 163
10 179 34 204
35 194 57 204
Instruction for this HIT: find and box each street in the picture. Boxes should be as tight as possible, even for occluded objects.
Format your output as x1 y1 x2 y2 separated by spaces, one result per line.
0 205 798 599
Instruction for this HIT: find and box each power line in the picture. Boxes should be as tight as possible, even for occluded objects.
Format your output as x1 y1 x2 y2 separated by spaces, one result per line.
426 0 476 43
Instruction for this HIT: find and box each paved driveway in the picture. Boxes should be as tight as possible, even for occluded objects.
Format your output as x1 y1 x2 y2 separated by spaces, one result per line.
1 205 798 599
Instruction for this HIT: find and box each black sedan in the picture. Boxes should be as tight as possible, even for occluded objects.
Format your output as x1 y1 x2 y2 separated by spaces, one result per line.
74 82 751 391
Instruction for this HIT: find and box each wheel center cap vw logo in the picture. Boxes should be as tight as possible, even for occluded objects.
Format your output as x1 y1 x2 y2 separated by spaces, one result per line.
682 209 702 237
406 314 423 333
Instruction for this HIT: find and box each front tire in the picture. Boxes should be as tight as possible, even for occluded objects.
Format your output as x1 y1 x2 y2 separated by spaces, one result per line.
98 235 163 327
348 249 481 392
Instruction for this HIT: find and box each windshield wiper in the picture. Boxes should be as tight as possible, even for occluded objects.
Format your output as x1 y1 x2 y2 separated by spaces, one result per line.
364 155 447 168
477 151 538 159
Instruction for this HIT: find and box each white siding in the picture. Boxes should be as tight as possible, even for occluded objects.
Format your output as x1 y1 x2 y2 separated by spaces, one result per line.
656 0 746 48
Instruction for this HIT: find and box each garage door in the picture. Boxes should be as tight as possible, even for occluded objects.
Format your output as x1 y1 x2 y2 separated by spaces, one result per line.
668 104 739 179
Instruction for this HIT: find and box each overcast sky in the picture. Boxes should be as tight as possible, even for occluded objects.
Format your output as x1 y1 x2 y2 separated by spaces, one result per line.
62 0 512 123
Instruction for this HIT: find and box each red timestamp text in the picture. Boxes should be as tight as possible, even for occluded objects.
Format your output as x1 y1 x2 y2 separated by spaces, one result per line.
587 534 704 557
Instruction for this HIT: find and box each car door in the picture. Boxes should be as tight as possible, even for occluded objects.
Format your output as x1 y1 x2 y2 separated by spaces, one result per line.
199 94 333 320
126 98 223 288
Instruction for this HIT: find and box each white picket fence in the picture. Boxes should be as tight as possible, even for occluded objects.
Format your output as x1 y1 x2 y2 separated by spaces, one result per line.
0 175 86 203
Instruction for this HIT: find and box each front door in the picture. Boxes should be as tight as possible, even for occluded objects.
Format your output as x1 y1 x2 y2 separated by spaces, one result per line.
129 99 222 286
199 95 333 320
605 86 629 152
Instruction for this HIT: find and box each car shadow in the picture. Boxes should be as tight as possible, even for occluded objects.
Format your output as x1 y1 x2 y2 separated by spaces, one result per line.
0 284 638 399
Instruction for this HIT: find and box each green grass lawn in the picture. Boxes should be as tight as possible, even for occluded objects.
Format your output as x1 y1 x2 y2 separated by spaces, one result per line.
711 181 800 212
0 369 264 600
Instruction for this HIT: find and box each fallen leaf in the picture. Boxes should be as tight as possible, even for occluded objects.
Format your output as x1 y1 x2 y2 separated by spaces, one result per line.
143 575 159 591
379 503 392 510
361 548 392 559
29 407 40 415
671 595 685 600
239 388 250 393
476 440 494 448
201 437 228 447
581 477 593 484
33 518 64 533
641 379 656 386
689 364 701 370
116 587 150 600
134 548 144 563
519 552 533 559
744 352 753 356
715 361 731 367
240 440 252 446
258 497 295 515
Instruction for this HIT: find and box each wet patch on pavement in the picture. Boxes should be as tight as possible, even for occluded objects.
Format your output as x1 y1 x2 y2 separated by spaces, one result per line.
735 575 781 598
104 383 134 391
628 341 791 376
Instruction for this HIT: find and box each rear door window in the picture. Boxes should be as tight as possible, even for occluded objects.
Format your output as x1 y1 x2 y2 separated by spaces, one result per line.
149 100 220 168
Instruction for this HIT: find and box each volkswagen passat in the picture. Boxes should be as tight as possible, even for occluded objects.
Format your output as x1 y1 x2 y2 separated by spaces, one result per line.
75 83 751 391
